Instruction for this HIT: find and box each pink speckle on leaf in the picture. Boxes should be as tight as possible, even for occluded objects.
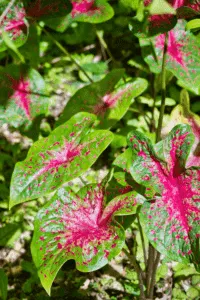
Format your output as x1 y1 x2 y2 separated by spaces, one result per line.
57 243 62 249
138 150 147 159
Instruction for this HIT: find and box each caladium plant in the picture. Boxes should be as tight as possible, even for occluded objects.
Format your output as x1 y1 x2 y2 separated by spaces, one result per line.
127 124 200 268
0 64 49 128
9 112 113 208
31 184 145 294
140 20 200 93
56 69 148 129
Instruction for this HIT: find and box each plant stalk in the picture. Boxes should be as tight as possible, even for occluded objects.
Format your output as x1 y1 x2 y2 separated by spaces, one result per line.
156 32 168 143
146 31 168 299
146 244 155 296
149 252 161 299
137 215 147 267
40 26 94 83
123 247 146 300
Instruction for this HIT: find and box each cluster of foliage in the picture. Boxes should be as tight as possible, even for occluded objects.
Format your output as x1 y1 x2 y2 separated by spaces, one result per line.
0 0 200 299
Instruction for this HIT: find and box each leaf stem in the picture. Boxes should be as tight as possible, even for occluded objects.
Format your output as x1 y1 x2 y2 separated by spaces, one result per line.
146 32 168 299
150 73 156 133
137 215 147 267
39 25 94 83
149 252 161 299
123 247 146 300
156 32 168 143
96 29 117 64
146 244 155 296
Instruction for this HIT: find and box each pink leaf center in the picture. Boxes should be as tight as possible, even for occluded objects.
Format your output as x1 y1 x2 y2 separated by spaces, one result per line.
156 30 186 68
93 87 130 116
3 7 26 40
71 0 96 17
8 75 31 119
34 140 81 178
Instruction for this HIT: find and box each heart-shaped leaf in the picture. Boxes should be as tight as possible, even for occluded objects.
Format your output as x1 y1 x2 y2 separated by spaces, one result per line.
0 2 28 52
56 69 148 129
31 184 145 294
0 65 49 128
140 20 200 91
10 112 113 208
128 124 200 267
162 89 200 168
44 0 114 32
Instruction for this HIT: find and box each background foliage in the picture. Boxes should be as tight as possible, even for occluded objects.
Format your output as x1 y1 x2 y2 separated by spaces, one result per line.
0 0 200 299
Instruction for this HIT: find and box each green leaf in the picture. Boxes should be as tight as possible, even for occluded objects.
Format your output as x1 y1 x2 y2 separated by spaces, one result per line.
149 0 176 15
2 32 25 63
0 269 8 300
0 64 49 128
19 25 40 68
10 112 113 207
31 184 144 294
186 19 200 30
140 20 200 90
186 287 200 299
105 171 144 202
56 69 148 129
0 223 22 247
173 263 199 278
113 148 133 172
162 89 200 168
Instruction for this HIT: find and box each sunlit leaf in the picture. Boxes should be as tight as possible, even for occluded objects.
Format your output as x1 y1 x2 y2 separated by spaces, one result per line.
31 184 145 294
10 112 113 207
128 124 200 267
